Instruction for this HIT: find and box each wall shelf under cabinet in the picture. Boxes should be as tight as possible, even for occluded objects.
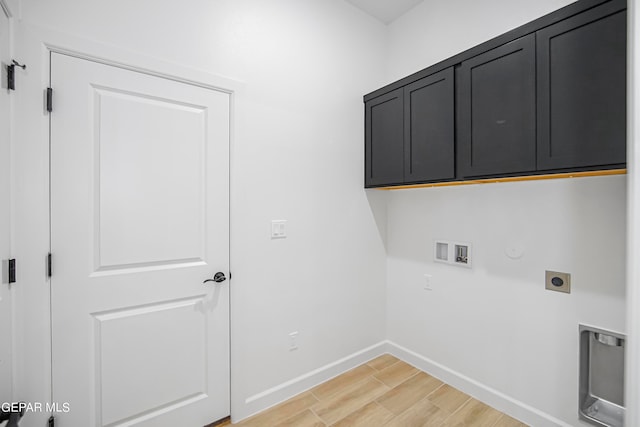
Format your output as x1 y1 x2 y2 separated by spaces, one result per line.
373 169 627 191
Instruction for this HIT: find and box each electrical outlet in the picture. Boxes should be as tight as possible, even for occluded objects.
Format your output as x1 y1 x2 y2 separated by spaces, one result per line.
545 270 571 293
423 274 433 291
288 331 299 351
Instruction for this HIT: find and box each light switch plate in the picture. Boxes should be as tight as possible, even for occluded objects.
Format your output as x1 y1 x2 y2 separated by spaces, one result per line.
271 220 287 239
545 270 571 293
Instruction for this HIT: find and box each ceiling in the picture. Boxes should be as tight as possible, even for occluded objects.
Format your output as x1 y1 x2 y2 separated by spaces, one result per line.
345 0 425 24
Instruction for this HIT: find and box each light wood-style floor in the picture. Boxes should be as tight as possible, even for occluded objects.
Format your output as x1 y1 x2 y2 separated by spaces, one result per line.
221 354 528 427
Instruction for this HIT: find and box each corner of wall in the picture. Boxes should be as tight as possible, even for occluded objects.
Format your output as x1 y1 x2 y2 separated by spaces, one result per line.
625 0 639 425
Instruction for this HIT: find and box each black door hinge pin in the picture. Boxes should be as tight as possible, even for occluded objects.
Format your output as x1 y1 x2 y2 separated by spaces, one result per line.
7 60 26 91
46 88 53 112
47 253 52 277
8 259 16 283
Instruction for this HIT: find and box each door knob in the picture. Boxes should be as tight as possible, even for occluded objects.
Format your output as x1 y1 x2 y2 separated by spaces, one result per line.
203 272 226 284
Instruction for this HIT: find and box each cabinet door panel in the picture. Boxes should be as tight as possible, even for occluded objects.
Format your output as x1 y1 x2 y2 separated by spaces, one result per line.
404 68 454 183
458 35 536 178
365 89 404 187
537 1 626 170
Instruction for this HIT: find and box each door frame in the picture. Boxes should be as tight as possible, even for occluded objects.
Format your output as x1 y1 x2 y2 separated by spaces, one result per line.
12 24 241 426
627 2 640 425
0 0 15 406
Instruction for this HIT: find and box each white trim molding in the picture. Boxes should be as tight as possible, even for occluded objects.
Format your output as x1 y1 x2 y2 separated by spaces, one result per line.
626 0 640 425
235 342 388 423
37 28 243 94
386 341 571 427
235 340 569 426
0 0 11 18
0 0 19 19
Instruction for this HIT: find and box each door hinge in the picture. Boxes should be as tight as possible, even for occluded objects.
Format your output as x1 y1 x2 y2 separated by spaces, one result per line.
48 415 55 427
7 64 14 91
8 259 16 283
46 88 53 112
7 60 26 91
47 253 52 277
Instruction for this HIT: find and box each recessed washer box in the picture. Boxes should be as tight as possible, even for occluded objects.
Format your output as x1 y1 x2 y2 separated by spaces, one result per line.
434 241 449 263
453 242 471 267
434 240 472 268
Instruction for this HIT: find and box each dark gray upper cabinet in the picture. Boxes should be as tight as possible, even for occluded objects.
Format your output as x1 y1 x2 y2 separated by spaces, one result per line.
537 0 626 171
404 68 455 183
458 35 536 178
364 0 627 188
365 69 454 188
365 88 404 187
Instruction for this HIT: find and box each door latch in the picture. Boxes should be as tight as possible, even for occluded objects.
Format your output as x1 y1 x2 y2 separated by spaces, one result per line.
203 272 226 284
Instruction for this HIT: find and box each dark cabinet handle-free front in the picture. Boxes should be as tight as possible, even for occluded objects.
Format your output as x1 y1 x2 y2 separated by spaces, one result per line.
203 272 226 284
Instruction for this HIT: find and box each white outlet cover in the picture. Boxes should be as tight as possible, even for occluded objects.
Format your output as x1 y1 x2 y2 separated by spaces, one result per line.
423 274 433 291
288 331 299 351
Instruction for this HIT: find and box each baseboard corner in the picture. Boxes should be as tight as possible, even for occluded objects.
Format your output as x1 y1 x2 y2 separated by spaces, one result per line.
386 340 571 427
233 340 389 423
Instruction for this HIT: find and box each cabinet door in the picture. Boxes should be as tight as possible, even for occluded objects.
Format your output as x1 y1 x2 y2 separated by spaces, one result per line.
365 88 404 187
458 34 536 178
404 68 454 183
537 0 626 171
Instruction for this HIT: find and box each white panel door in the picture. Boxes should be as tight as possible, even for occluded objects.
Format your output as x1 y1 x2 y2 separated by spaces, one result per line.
0 7 12 405
50 52 230 427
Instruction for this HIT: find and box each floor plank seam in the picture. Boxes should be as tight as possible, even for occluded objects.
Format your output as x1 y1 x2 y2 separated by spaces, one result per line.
440 396 473 425
425 382 446 399
308 407 325 426
370 358 400 372
335 387 389 426
370 375 389 389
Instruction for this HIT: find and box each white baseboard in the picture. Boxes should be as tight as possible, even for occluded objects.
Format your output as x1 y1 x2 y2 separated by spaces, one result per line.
235 340 572 426
235 341 389 422
386 340 572 427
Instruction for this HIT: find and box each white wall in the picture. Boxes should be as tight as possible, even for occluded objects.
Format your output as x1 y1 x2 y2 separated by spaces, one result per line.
384 1 627 425
386 0 574 82
12 0 633 425
13 0 389 423
386 178 626 425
